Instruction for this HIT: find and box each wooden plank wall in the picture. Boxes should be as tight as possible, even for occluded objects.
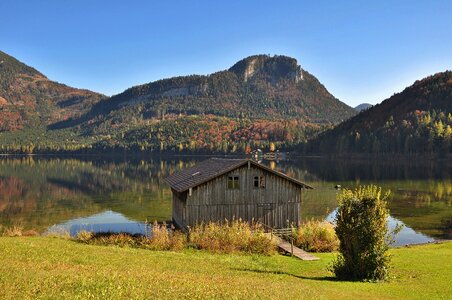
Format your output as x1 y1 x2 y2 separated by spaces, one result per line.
172 189 187 228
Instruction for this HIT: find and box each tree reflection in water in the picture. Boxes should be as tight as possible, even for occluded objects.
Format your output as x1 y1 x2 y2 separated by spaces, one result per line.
0 156 450 242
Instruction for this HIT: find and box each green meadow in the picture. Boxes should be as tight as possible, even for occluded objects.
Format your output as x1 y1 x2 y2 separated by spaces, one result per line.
0 237 450 299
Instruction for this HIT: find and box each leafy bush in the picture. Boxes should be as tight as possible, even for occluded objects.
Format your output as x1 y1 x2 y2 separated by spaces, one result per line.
331 185 397 281
292 220 339 252
188 219 276 255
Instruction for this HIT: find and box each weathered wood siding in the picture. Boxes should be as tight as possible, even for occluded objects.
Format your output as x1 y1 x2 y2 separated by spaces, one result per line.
172 164 303 228
172 189 188 229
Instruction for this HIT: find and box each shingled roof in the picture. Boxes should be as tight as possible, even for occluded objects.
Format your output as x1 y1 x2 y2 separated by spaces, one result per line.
165 158 313 192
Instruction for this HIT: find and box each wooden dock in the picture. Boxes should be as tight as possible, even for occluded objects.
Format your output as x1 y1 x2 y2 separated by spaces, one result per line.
270 234 319 261
260 223 319 261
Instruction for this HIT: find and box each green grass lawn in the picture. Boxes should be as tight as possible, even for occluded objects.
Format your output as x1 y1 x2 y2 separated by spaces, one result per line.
0 238 450 299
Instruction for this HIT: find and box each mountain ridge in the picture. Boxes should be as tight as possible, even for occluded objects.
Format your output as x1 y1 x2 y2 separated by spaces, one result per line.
81 54 355 131
306 71 452 155
0 50 105 131
2 50 450 155
355 103 372 111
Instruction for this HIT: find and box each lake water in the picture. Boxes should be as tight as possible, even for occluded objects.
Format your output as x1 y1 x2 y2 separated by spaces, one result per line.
0 155 450 246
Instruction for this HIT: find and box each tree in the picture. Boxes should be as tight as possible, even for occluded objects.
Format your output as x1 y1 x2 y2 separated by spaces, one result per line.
444 125 452 140
269 142 276 152
331 185 399 281
245 144 252 154
434 120 444 137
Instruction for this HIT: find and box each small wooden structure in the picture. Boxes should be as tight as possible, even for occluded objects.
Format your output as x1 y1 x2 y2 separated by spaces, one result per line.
165 158 312 229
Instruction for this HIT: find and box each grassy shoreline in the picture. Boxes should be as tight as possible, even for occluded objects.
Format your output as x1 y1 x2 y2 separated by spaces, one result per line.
0 237 451 299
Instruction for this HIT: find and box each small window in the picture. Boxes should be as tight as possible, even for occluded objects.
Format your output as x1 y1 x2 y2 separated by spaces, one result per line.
228 176 240 189
253 176 266 189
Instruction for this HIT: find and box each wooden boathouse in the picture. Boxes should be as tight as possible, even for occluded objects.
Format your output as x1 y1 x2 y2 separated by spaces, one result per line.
165 158 313 229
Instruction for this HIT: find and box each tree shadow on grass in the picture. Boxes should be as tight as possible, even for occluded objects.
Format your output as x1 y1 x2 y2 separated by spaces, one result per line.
231 267 340 282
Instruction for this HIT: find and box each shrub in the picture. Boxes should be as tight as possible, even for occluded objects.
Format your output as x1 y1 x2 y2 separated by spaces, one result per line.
2 226 24 237
73 220 275 254
76 231 144 247
74 223 186 251
86 233 138 247
22 229 40 237
144 222 170 250
167 230 186 251
188 219 276 255
331 185 397 281
293 220 339 252
143 222 186 251
1 226 40 237
75 230 95 243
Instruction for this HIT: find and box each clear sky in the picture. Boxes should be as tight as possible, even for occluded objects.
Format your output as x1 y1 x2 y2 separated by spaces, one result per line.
1 0 451 107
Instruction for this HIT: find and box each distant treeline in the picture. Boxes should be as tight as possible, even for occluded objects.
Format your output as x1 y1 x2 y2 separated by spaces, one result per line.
0 116 325 155
303 110 451 156
1 110 451 156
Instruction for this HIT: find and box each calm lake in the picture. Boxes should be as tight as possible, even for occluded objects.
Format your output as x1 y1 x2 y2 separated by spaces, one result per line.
0 155 450 246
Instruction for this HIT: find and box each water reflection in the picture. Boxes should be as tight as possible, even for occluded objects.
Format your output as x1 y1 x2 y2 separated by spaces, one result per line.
0 157 179 231
326 210 435 247
46 211 148 236
274 158 451 240
0 156 450 244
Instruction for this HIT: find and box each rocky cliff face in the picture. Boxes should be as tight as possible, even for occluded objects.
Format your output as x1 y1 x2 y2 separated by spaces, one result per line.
228 55 303 83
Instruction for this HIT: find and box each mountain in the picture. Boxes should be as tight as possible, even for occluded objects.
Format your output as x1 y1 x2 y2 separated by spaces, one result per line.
80 55 354 126
48 55 356 153
306 71 452 155
0 50 105 131
355 103 372 111
0 52 355 153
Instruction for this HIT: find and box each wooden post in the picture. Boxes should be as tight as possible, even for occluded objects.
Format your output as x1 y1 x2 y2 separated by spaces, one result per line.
186 226 190 243
290 239 294 256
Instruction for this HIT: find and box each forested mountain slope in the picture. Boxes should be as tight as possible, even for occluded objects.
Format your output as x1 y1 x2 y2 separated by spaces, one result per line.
0 51 105 132
306 71 452 155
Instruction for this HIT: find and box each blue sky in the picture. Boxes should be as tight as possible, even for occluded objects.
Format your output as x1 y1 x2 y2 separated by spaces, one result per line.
1 0 451 106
